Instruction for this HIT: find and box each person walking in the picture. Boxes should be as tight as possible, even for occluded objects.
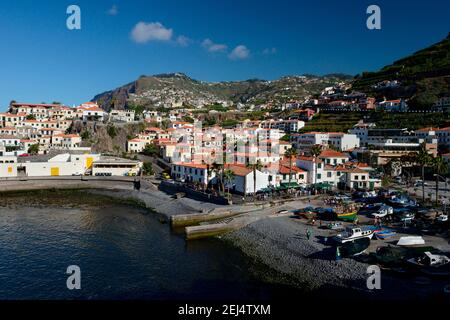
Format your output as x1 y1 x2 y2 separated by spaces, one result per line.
306 229 312 240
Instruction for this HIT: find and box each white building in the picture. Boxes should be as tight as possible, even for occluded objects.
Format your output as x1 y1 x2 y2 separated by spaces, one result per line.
224 164 270 195
171 162 215 185
109 110 135 123
291 132 359 151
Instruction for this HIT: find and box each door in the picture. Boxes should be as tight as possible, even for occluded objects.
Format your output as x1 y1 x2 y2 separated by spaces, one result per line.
51 167 60 176
86 157 93 169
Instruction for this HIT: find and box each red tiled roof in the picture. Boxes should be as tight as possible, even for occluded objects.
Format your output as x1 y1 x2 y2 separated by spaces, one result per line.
319 150 348 158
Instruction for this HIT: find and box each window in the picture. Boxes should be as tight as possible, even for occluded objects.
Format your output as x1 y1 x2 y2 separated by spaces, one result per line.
354 175 359 180
327 172 332 178
362 175 366 180
299 174 304 179
317 173 321 179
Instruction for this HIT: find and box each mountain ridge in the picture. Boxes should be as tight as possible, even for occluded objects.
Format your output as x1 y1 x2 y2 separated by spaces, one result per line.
92 73 351 111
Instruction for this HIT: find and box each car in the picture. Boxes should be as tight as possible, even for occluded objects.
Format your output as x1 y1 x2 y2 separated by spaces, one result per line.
18 153 30 157
371 205 394 218
276 210 289 215
162 173 171 180
71 172 83 176
414 180 428 187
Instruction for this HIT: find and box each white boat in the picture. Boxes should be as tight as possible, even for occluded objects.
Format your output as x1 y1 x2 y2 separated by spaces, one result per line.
407 252 450 268
333 226 374 244
397 236 425 246
436 215 448 222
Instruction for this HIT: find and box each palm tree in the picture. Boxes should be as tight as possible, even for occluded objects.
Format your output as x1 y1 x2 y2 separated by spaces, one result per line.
211 162 224 193
432 155 448 206
223 169 235 201
310 145 322 186
409 143 433 202
205 163 211 192
284 148 298 191
246 160 263 203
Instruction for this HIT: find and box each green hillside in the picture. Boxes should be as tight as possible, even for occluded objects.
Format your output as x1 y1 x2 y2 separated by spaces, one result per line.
352 33 450 109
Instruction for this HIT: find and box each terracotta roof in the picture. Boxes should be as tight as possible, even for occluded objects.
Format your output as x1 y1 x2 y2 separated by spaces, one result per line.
416 127 436 132
319 150 348 158
174 162 208 169
225 164 252 176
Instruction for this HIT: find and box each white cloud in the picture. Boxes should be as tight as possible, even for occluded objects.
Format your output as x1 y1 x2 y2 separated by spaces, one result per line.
131 22 173 43
176 35 191 47
201 38 228 53
262 47 277 55
108 5 118 16
229 45 250 60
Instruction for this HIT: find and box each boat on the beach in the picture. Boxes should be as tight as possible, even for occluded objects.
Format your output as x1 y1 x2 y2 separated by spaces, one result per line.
333 226 374 244
389 195 417 207
340 237 371 257
374 228 397 240
327 222 344 231
397 236 425 246
334 203 359 222
407 251 450 268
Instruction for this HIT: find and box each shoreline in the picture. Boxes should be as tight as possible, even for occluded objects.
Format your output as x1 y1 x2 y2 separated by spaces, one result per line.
1 181 448 299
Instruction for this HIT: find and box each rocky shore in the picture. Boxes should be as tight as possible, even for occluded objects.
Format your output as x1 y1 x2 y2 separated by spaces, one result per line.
222 215 448 300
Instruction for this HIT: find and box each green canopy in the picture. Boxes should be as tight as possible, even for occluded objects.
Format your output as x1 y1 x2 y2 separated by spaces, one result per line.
281 182 300 188
314 182 332 190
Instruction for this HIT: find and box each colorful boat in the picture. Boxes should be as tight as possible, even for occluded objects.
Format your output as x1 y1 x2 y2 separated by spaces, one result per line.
334 203 359 222
374 228 397 240
336 211 358 222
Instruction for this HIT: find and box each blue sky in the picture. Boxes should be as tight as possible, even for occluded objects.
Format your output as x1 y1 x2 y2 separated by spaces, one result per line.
0 0 449 109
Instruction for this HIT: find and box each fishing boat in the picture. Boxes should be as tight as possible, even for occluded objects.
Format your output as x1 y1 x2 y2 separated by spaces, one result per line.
339 238 370 257
407 252 450 268
397 236 425 246
327 222 344 231
389 195 417 207
333 226 374 244
374 228 397 240
334 203 359 222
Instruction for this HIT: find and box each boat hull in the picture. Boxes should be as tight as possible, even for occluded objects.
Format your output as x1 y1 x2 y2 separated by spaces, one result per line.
336 212 357 222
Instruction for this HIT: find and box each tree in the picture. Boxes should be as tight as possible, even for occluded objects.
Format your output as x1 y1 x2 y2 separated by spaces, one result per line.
246 160 263 203
28 144 39 154
381 175 393 188
409 143 433 202
310 145 322 186
432 155 448 206
284 148 298 191
80 130 91 140
223 169 235 201
142 143 159 156
142 162 154 176
211 162 223 193
26 114 36 120
182 116 194 123
107 125 117 139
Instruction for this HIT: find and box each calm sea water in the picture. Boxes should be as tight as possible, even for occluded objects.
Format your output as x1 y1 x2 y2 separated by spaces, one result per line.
0 201 296 300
